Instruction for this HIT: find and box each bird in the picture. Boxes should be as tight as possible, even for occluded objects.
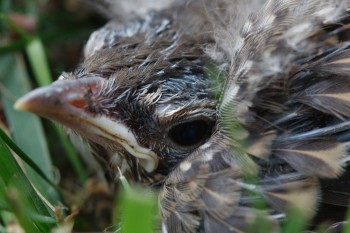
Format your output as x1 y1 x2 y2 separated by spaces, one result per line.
14 0 350 232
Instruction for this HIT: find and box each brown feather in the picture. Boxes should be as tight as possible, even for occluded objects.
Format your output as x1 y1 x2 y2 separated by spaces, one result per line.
262 177 320 217
293 78 350 119
274 140 347 178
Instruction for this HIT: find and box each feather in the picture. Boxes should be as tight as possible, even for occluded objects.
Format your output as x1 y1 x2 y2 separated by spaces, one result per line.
292 78 350 119
262 177 320 217
309 45 350 76
247 131 276 159
79 0 176 19
274 140 348 178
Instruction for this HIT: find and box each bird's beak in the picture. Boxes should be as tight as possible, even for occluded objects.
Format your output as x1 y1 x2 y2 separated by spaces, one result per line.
14 77 158 173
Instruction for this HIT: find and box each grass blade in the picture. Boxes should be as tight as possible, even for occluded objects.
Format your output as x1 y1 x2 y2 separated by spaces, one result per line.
0 131 56 232
0 53 59 203
120 186 158 233
0 128 59 192
25 38 52 86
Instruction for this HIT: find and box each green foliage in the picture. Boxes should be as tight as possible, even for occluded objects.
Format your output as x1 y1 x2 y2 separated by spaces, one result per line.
0 1 94 231
119 186 158 233
0 128 57 232
0 1 349 233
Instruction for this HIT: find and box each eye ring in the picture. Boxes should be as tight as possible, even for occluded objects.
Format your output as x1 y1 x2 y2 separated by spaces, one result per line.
165 117 215 150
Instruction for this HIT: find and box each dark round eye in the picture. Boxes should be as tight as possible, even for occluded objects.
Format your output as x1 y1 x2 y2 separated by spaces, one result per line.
168 119 214 148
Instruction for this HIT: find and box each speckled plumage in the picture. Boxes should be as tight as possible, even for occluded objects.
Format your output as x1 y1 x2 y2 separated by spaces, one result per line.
16 0 350 232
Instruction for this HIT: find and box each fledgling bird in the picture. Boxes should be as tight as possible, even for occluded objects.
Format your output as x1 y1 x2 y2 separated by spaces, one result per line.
14 0 350 232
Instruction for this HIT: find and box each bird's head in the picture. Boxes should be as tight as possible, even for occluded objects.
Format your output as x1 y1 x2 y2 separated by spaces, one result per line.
15 11 220 183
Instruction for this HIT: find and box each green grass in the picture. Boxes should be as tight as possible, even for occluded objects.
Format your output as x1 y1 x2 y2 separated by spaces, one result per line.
0 1 349 233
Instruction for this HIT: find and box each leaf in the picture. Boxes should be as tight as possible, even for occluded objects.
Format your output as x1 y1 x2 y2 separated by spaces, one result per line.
25 38 52 86
0 129 59 192
0 131 56 232
120 186 158 233
0 53 59 204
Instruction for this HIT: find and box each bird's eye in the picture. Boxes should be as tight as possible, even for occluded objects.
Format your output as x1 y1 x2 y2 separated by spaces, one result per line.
168 119 214 149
